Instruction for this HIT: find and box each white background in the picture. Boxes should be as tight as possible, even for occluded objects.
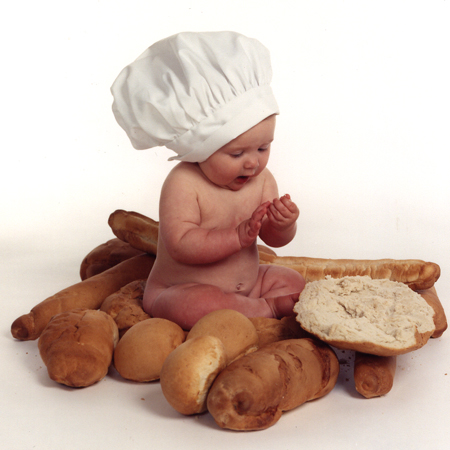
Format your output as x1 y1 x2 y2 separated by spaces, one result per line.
1 1 449 449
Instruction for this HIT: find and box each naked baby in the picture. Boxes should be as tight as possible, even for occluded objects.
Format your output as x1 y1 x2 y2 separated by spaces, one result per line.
111 31 305 330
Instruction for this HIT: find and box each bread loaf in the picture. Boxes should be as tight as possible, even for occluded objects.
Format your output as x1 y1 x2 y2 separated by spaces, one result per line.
417 286 447 338
38 309 118 387
294 276 435 356
207 338 339 430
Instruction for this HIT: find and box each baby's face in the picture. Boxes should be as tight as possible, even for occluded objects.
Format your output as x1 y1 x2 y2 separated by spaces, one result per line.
199 116 275 191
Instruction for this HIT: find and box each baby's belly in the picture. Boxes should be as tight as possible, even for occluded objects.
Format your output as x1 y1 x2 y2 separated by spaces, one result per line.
149 247 260 295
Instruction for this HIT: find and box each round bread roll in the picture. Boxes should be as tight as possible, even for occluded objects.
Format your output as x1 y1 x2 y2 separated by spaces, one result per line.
160 335 227 415
113 318 185 382
100 279 150 337
186 309 259 364
294 276 436 356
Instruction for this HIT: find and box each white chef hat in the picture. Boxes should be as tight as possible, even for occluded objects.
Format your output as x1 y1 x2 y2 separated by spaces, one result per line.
110 31 279 163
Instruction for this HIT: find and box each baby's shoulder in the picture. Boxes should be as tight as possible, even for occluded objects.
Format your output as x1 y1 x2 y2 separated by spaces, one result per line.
164 162 202 185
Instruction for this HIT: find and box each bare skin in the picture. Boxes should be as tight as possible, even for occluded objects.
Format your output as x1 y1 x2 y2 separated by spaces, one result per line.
143 116 305 330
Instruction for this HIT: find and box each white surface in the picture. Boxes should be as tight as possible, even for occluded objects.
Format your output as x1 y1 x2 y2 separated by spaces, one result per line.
1 1 449 449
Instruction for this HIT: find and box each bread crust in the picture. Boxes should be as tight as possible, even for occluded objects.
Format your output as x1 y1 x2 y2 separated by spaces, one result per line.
417 286 448 338
38 309 118 387
207 338 339 431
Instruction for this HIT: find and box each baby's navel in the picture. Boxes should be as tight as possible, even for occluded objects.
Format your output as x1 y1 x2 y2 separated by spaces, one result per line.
236 283 244 291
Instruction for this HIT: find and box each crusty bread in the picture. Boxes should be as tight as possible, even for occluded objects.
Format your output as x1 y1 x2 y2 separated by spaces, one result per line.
113 318 185 382
160 335 227 415
416 286 448 338
100 279 149 337
80 238 144 280
38 309 119 387
259 253 440 291
207 338 339 431
294 276 435 356
186 309 259 364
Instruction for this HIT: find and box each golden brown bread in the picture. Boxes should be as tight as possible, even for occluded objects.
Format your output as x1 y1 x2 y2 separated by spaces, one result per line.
207 338 339 431
107 210 440 291
186 309 259 364
80 238 144 280
160 335 227 415
259 253 440 291
108 210 159 255
248 316 310 347
354 352 397 398
11 254 155 341
417 286 448 338
113 318 185 382
100 279 149 337
38 309 119 387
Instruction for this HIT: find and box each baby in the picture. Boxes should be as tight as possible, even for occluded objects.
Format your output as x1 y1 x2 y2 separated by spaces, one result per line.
111 32 305 330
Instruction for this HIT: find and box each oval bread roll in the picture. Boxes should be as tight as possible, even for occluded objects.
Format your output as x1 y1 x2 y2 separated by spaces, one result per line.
100 279 149 337
38 309 119 387
160 335 227 415
294 276 435 356
186 309 259 364
113 318 185 382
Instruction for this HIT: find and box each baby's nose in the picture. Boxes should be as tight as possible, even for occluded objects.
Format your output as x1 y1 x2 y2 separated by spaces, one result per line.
244 155 259 169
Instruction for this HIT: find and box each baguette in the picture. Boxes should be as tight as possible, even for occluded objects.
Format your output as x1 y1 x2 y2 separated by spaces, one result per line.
353 352 397 398
207 338 339 431
417 286 447 338
259 253 440 291
108 210 158 255
107 210 440 291
11 254 155 341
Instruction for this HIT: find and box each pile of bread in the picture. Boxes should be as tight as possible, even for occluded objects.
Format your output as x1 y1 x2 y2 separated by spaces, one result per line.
11 210 447 431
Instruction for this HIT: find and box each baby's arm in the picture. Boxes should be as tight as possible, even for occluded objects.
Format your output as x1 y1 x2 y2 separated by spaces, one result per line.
159 165 268 265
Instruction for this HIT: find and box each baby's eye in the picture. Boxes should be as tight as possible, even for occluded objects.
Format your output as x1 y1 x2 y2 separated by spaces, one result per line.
258 146 269 152
230 152 243 158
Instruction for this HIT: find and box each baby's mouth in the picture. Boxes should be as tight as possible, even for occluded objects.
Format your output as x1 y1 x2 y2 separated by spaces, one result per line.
236 176 249 184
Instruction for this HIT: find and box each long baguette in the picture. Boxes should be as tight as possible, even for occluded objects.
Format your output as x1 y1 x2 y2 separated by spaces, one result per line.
259 252 440 291
108 210 440 291
207 338 339 431
11 254 155 341
353 352 397 398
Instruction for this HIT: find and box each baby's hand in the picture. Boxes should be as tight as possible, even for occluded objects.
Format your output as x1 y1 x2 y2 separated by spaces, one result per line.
266 194 299 231
237 202 270 248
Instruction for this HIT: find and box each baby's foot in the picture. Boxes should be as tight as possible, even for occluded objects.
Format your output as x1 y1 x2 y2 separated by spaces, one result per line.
265 293 301 319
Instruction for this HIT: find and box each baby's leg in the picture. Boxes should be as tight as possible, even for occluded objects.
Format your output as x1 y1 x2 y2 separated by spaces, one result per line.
254 265 306 318
144 283 274 330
